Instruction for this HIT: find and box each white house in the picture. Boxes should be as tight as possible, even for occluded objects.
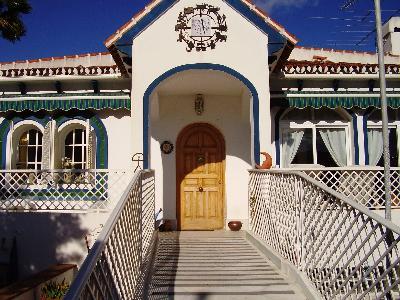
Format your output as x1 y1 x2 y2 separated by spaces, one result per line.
0 0 399 278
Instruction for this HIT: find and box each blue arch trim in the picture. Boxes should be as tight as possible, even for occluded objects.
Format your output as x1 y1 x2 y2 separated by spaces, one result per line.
143 63 261 169
56 115 87 128
0 116 51 169
0 119 12 169
13 116 51 127
56 115 108 169
90 116 109 169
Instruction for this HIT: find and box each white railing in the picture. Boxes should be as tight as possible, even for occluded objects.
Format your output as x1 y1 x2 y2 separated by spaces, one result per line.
0 169 133 211
284 167 400 209
249 170 400 300
65 170 156 300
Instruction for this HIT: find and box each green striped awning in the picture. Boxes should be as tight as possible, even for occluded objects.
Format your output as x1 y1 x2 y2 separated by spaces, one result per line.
287 96 400 109
0 98 130 112
282 91 400 109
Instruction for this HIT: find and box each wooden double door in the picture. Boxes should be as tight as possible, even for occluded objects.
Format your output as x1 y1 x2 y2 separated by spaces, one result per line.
176 123 225 230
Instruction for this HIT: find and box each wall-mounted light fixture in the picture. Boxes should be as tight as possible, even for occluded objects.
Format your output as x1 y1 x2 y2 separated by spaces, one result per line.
195 94 204 115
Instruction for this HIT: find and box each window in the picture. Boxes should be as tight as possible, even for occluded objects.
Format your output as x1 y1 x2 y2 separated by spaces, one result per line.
17 129 43 170
367 109 399 167
281 108 351 167
64 128 87 169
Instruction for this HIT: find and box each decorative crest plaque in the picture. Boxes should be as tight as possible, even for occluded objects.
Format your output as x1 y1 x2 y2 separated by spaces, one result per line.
175 4 228 52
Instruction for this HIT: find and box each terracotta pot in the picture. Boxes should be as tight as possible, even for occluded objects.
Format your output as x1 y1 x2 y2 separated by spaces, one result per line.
228 221 242 231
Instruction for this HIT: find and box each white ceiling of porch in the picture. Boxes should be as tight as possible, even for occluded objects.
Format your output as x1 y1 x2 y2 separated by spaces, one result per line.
156 69 246 96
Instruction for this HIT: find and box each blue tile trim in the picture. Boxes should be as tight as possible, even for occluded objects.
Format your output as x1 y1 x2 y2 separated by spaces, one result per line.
143 63 261 169
274 108 287 167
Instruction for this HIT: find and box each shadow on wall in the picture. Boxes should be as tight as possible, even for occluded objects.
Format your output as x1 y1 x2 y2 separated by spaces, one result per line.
0 212 90 280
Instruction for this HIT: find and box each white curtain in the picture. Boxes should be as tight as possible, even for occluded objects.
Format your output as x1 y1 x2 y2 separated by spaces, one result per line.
367 128 383 166
282 130 304 167
319 128 347 167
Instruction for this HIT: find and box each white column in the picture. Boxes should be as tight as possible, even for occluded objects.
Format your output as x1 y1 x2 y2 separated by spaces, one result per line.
357 113 366 165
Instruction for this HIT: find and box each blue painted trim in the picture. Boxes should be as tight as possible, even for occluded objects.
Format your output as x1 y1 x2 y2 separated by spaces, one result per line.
115 0 288 57
0 119 11 169
0 116 51 169
352 114 359 165
13 116 50 127
363 107 376 165
274 108 287 167
56 116 88 128
89 116 109 169
116 0 177 56
143 63 261 169
225 0 286 51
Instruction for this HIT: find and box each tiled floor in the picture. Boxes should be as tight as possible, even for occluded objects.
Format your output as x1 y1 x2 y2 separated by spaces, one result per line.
146 231 307 299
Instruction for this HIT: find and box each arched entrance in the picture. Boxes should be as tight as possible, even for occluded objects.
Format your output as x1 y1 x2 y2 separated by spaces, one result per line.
176 123 225 230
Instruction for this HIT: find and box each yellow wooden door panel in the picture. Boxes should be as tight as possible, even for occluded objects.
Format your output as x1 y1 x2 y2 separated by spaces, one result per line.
177 124 225 230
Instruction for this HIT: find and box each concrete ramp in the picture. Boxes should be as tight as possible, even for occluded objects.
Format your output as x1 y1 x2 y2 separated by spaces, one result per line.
146 231 307 299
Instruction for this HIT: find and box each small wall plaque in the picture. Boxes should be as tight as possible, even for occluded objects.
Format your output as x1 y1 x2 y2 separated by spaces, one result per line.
161 141 174 154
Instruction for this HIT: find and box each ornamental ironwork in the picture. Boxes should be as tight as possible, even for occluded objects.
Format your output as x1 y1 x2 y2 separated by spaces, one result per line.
175 4 228 52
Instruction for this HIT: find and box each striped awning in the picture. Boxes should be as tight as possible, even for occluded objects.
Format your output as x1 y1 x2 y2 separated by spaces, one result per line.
0 95 130 112
282 91 400 109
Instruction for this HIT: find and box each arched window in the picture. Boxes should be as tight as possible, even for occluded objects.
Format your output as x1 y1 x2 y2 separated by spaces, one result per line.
280 107 352 167
64 128 87 169
17 129 43 170
367 109 399 167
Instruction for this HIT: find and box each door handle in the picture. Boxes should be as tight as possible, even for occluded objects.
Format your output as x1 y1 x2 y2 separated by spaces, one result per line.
198 187 204 192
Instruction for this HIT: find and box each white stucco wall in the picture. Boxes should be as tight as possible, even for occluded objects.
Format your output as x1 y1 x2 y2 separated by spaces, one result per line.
151 94 252 225
97 110 133 169
0 211 110 278
130 0 271 227
131 0 271 163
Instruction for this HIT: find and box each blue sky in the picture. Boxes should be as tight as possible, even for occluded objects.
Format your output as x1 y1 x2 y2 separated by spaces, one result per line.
0 0 399 62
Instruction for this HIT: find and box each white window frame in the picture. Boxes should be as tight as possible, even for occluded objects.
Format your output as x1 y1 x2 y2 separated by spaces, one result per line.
58 120 90 170
7 121 45 170
280 109 353 168
16 129 43 170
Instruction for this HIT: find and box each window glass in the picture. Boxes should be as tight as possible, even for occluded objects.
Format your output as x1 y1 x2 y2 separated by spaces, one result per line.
64 128 87 169
17 129 43 170
291 129 314 164
376 128 399 167
316 131 340 167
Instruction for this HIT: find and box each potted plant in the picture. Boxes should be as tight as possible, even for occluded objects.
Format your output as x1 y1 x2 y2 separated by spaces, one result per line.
40 279 70 300
61 157 75 184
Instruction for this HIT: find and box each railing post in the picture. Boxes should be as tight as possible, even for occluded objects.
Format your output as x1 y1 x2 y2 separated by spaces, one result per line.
295 175 306 271
139 171 143 265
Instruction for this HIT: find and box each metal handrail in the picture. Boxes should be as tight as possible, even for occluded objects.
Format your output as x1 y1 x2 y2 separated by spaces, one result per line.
64 170 155 299
249 169 400 299
251 169 400 235
279 166 400 171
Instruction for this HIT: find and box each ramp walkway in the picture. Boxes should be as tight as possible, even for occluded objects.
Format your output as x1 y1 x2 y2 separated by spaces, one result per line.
146 231 307 299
